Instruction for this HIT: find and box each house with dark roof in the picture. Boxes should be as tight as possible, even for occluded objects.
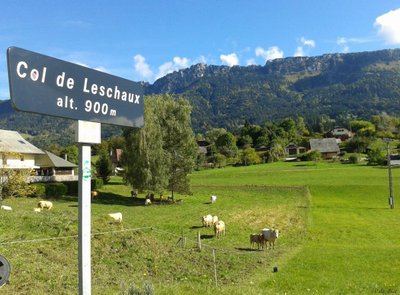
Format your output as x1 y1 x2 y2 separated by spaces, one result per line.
309 138 340 160
0 129 77 182
327 127 353 141
33 151 77 182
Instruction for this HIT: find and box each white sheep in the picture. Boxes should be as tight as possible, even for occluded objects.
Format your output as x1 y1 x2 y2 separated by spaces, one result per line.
1 205 12 211
210 195 217 203
212 215 219 225
108 212 122 223
261 228 280 249
33 208 42 213
214 220 226 238
145 199 152 206
38 200 53 210
202 214 213 227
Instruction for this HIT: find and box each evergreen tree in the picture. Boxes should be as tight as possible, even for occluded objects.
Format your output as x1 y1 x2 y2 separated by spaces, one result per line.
95 150 113 184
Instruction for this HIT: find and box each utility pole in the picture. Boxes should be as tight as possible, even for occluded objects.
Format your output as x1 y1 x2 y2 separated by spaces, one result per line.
385 139 394 209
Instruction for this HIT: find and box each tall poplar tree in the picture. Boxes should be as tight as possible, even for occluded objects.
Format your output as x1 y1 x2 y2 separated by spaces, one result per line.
122 95 197 197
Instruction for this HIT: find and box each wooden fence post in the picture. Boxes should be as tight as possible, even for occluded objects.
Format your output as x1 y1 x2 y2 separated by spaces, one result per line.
212 249 218 287
197 231 202 251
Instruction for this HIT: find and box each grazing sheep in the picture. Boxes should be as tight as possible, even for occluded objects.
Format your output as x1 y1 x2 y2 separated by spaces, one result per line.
202 214 213 227
250 233 264 250
214 220 225 238
210 195 217 203
33 208 42 213
108 212 122 223
1 205 12 211
145 199 152 206
91 191 98 198
38 200 53 210
212 215 219 225
261 228 279 249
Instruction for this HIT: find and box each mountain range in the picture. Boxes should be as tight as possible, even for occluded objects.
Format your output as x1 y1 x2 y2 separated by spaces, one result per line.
1 48 400 148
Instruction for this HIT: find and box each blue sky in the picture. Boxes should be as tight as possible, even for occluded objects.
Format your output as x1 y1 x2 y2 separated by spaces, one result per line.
1 0 400 100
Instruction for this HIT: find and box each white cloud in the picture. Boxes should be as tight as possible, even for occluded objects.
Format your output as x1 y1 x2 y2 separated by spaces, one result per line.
220 53 239 67
336 37 350 53
134 54 154 80
374 8 400 44
294 46 305 57
300 37 315 48
155 56 190 80
294 37 316 57
255 46 284 61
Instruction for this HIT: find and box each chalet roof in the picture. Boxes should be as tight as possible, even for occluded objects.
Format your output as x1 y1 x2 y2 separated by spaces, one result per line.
35 151 77 168
309 138 340 153
0 129 45 155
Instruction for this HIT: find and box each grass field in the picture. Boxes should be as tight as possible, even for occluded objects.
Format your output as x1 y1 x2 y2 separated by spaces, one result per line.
1 161 400 294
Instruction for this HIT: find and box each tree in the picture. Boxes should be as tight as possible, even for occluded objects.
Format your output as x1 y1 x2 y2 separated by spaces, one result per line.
95 150 113 184
61 145 79 164
0 152 35 199
367 139 386 166
215 131 238 158
1 169 35 199
122 95 197 198
240 147 261 165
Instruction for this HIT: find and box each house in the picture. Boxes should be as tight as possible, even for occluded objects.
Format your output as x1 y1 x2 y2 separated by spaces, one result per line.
0 129 45 169
285 143 307 156
327 127 353 141
309 138 340 160
32 151 77 182
0 129 77 182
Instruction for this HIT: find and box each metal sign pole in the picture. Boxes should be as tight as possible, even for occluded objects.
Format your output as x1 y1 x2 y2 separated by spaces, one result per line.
76 120 101 295
78 143 92 295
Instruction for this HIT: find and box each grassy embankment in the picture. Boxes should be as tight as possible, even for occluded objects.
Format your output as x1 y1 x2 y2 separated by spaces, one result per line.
0 161 399 294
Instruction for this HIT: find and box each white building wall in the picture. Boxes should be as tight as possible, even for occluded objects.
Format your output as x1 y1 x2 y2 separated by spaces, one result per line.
0 154 37 169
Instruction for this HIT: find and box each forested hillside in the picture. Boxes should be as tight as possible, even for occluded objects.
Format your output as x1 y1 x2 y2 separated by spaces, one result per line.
148 48 400 132
0 48 399 147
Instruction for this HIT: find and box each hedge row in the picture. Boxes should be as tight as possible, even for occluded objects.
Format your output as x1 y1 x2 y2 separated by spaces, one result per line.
31 178 103 198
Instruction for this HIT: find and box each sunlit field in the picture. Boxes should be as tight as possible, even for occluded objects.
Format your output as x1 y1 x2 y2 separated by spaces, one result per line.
1 161 399 294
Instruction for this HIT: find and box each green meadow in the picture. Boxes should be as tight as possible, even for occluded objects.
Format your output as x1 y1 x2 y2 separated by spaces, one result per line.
1 161 400 294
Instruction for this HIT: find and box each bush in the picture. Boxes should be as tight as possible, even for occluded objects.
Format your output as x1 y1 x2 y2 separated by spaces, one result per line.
301 150 322 162
92 178 104 190
62 181 78 195
45 183 67 198
30 183 46 198
348 155 360 164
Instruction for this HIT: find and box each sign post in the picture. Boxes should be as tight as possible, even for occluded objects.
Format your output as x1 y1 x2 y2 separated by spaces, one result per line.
7 47 144 295
76 120 101 294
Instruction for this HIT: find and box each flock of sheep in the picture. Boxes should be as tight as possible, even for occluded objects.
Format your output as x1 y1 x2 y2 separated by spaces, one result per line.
250 229 280 250
1 200 54 213
1 200 123 224
1 193 280 250
201 195 280 250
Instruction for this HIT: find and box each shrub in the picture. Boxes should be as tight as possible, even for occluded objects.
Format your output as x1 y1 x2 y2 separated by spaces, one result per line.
92 178 104 190
301 150 322 162
62 181 78 195
30 183 46 198
348 155 360 164
45 183 67 198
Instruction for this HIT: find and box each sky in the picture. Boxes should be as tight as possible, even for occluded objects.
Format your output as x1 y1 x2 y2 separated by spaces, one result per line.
1 0 400 100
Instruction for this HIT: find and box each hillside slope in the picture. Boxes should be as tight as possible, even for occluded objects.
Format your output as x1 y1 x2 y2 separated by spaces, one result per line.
148 48 400 132
1 48 400 145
